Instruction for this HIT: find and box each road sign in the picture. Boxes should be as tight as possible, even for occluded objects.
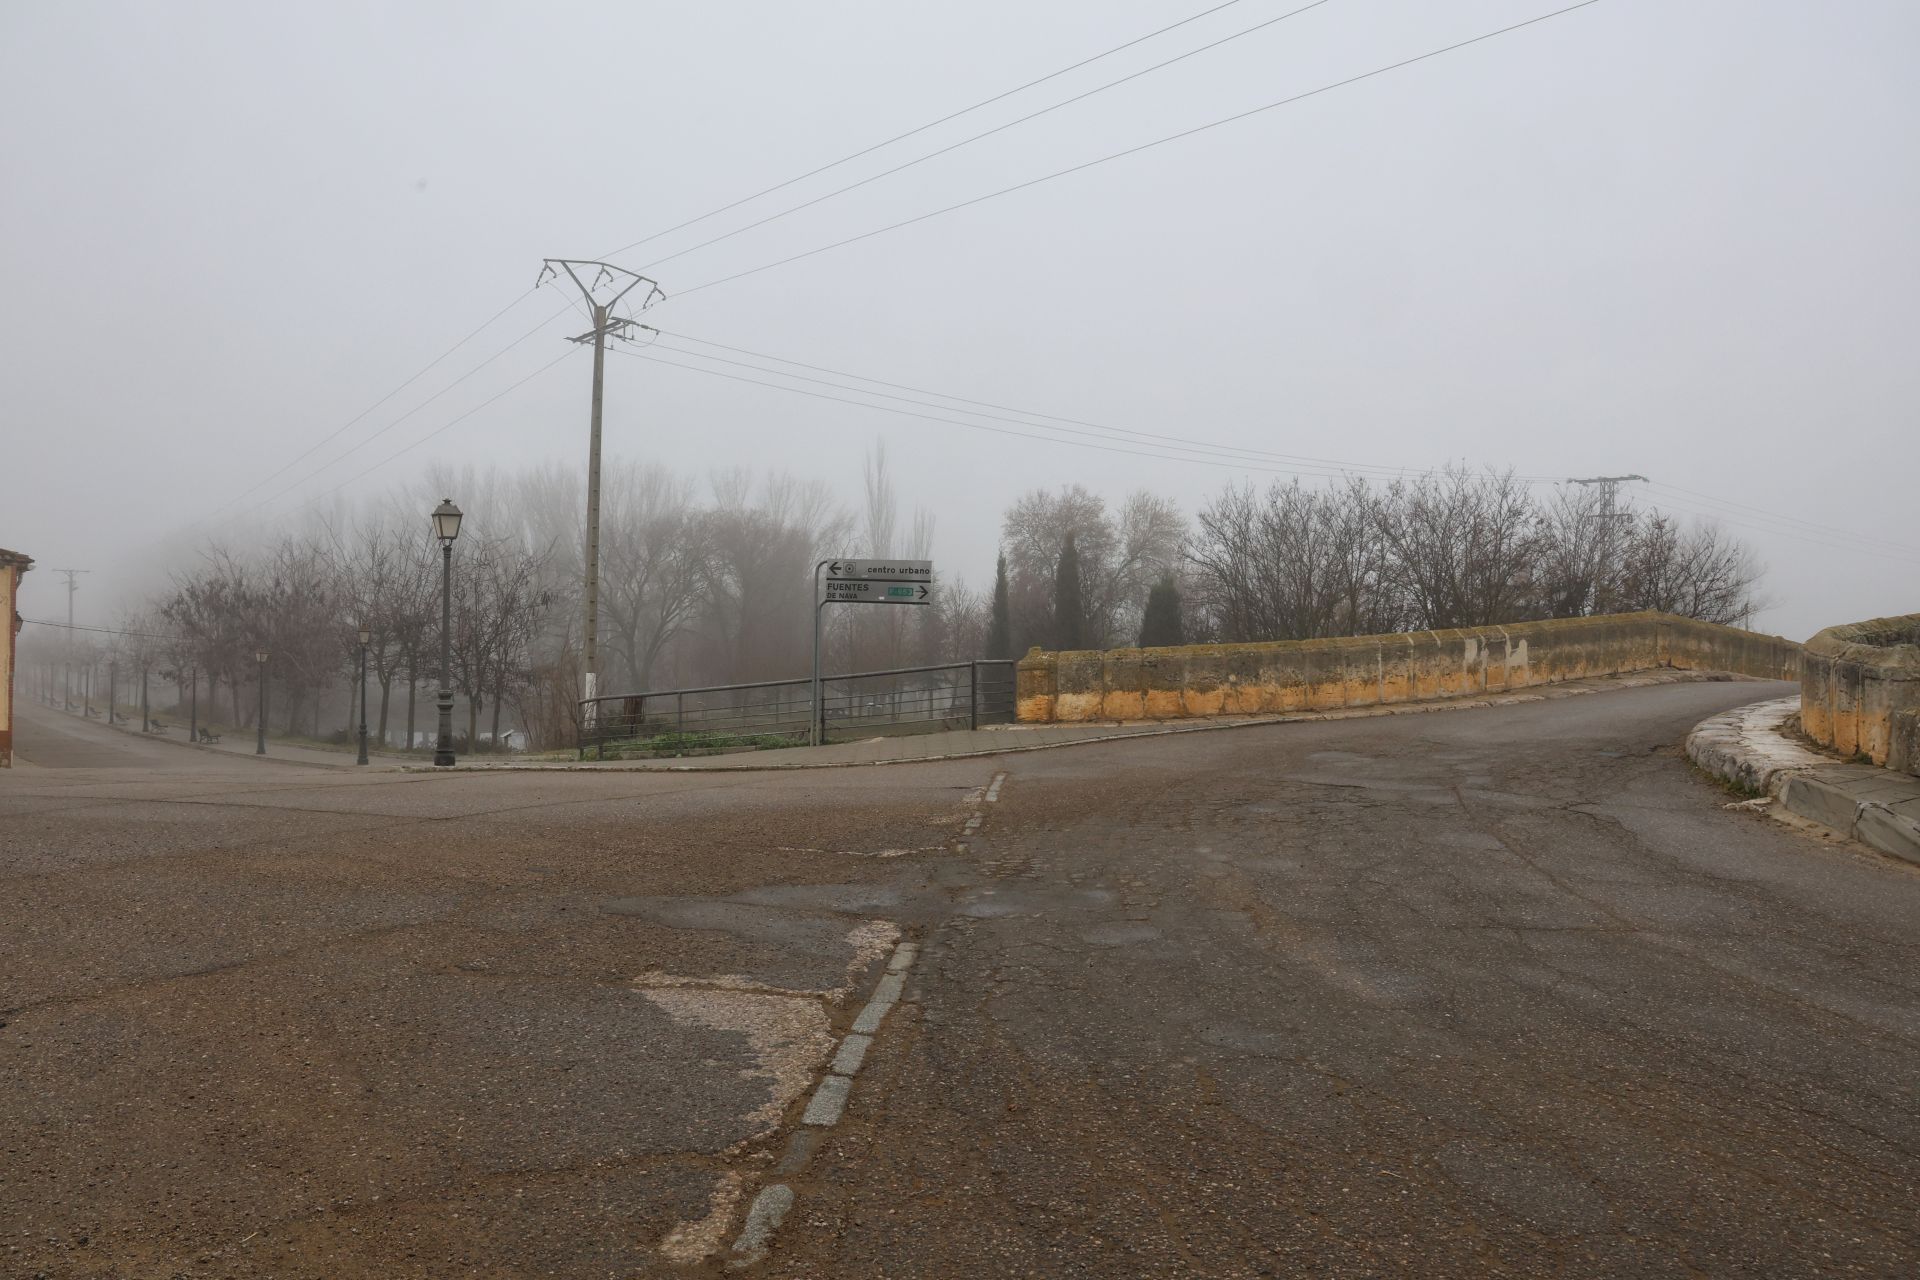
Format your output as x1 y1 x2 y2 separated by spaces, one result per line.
825 559 931 582
813 556 936 747
824 579 931 605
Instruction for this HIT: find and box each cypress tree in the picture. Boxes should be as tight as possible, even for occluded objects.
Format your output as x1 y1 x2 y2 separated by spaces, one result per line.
1053 532 1085 651
1138 575 1185 648
986 552 1012 659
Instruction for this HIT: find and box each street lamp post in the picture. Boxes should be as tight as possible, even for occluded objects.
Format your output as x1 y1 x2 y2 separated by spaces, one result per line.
432 499 463 767
356 623 372 766
255 649 270 755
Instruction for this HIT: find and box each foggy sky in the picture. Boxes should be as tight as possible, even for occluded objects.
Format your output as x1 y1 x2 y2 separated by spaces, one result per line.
4 0 1916 642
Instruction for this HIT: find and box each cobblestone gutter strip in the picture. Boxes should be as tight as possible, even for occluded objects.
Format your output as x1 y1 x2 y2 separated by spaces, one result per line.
1687 697 1920 866
725 938 919 1269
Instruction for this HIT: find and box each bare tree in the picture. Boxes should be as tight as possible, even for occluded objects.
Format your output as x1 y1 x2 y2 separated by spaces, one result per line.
598 463 706 691
1617 514 1764 625
1375 468 1543 630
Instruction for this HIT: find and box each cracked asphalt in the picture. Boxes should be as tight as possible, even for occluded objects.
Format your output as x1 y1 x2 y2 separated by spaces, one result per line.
5 680 1919 1277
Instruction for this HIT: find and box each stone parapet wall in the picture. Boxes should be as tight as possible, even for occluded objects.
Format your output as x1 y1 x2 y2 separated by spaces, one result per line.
1015 612 1799 725
1799 614 1920 772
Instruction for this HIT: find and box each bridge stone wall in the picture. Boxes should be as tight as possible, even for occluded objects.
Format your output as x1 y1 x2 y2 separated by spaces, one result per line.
1014 612 1800 725
1799 614 1920 773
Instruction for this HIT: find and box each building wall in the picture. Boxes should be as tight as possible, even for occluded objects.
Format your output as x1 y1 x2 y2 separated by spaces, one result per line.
1 556 24 767
1015 612 1801 724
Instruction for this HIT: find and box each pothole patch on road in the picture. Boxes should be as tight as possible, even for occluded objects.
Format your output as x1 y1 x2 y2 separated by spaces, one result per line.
635 988 834 1135
658 1170 745 1265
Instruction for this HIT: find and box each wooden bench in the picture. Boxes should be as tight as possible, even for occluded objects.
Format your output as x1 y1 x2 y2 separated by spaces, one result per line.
196 727 222 744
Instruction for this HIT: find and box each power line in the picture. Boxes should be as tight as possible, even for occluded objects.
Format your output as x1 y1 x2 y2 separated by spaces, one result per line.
224 303 573 523
598 0 1258 262
22 617 171 640
611 337 1920 570
608 342 1510 483
226 4 1266 523
646 328 1505 480
1636 489 1920 567
629 0 1334 275
299 344 585 511
672 0 1606 298
195 2 1595 523
206 287 541 519
1645 480 1915 556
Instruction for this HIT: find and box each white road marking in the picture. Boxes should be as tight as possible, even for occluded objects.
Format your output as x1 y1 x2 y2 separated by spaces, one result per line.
801 1073 851 1126
851 979 900 1036
831 1033 873 1075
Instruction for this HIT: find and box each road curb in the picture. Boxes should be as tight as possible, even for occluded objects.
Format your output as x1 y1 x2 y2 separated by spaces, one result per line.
435 670 1740 776
1686 698 1920 866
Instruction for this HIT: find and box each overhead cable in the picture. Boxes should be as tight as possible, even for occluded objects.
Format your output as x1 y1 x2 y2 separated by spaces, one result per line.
672 0 1607 297
629 1 1335 274
597 0 1258 261
206 287 541 520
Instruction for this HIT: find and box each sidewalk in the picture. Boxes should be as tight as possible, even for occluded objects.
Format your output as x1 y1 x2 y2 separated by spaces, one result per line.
45 702 404 771
1687 696 1920 865
454 668 1731 774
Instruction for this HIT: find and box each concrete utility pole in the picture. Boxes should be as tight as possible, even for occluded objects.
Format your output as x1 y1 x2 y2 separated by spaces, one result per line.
52 569 89 710
538 260 664 725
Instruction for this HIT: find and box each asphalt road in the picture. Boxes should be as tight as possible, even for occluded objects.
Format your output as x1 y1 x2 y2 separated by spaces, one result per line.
4 682 1917 1278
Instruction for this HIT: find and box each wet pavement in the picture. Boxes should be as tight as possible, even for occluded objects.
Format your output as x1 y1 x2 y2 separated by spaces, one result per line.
4 683 1918 1277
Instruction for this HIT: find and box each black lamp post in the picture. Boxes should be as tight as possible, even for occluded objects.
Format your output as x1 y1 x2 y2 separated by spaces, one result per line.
255 649 270 755
432 498 463 767
356 623 372 766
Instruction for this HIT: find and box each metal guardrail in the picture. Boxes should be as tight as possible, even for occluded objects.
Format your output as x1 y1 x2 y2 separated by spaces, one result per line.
578 659 1017 759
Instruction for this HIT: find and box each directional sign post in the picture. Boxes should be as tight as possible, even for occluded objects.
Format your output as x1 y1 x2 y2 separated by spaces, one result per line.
812 557 933 746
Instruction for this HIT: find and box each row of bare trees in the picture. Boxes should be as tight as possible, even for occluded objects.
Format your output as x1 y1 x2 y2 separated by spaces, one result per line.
1185 469 1764 643
65 458 1764 751
107 449 977 750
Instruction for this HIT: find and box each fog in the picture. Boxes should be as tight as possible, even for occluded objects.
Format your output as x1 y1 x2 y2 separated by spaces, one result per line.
5 0 1916 649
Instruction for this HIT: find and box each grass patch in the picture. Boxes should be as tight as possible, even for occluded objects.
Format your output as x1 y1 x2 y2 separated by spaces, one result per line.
588 730 806 760
1689 759 1764 800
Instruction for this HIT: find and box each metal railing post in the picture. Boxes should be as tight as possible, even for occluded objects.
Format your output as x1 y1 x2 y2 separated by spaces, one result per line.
970 661 980 731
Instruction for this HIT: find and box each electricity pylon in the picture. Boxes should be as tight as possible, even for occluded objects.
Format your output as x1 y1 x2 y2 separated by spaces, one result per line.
1567 475 1647 615
538 259 665 723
